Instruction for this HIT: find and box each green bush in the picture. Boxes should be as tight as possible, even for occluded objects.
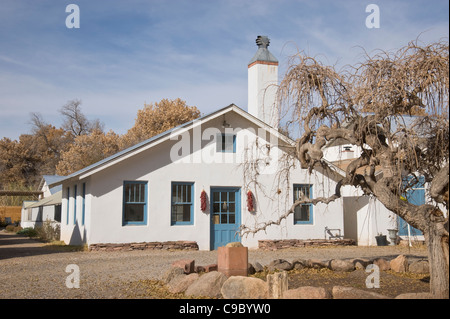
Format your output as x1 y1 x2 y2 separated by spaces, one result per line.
17 227 37 237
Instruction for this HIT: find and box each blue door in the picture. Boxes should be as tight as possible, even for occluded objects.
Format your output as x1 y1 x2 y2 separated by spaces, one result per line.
398 177 424 236
210 187 241 250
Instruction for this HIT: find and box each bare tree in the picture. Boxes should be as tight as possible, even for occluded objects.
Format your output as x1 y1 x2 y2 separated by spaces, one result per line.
241 39 449 298
60 99 104 136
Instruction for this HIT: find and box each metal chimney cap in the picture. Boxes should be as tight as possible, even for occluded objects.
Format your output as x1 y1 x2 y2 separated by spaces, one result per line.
248 35 278 65
256 35 270 49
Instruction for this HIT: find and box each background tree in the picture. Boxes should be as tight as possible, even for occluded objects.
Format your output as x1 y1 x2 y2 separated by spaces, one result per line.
29 112 72 175
120 98 201 149
242 39 449 298
0 135 41 188
56 129 121 175
0 100 102 190
60 99 104 137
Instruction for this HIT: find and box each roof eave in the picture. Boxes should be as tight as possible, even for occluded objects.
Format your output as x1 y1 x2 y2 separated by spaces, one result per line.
48 104 297 188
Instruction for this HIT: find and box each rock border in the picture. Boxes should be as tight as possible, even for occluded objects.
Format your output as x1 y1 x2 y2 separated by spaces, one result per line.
89 240 199 251
258 239 356 250
162 255 433 299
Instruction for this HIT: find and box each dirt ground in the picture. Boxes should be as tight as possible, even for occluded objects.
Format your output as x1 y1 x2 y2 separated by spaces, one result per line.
286 268 430 298
0 230 432 299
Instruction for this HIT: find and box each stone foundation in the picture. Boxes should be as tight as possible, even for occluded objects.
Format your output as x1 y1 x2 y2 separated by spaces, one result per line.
89 240 199 251
258 239 356 250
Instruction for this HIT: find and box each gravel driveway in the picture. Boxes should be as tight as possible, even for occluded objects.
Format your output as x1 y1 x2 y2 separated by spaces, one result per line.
0 230 427 299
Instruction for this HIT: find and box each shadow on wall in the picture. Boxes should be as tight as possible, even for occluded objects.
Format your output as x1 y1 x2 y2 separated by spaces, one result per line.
69 223 86 245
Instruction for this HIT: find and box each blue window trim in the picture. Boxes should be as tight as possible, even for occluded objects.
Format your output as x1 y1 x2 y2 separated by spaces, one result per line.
73 185 77 225
171 182 194 225
82 183 86 226
216 133 236 153
66 187 70 225
398 175 425 236
293 184 313 225
122 181 148 226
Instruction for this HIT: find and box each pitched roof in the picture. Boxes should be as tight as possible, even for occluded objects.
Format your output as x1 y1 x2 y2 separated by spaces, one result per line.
39 175 64 194
28 190 62 208
49 104 290 188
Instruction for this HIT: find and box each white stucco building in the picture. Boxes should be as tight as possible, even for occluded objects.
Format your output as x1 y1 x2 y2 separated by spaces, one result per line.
21 175 63 229
48 36 422 250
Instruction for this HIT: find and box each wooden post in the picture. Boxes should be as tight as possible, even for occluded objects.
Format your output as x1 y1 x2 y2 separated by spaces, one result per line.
267 271 288 299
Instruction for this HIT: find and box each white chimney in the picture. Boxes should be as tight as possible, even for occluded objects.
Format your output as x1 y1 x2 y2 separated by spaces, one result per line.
248 35 279 128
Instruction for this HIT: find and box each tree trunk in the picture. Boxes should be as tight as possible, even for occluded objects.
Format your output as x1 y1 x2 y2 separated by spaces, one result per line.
424 221 449 299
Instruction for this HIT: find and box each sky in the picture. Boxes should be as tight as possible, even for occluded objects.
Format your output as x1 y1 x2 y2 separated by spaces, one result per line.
0 0 448 140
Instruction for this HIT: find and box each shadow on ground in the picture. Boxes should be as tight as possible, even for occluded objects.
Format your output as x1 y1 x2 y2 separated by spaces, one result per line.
0 230 65 260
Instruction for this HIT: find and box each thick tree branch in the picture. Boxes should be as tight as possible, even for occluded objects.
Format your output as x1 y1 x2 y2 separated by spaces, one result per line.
430 163 449 207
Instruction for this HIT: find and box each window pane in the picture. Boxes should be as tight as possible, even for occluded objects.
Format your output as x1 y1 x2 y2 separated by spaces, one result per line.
221 213 228 224
55 205 62 222
303 186 310 198
221 135 227 151
182 204 191 222
294 205 310 222
213 191 219 202
301 205 309 221
125 183 147 203
125 184 131 202
213 203 220 213
229 192 235 202
294 206 301 221
172 205 183 222
175 185 181 202
172 204 191 223
172 184 177 202
229 203 235 213
187 185 191 203
229 213 235 224
124 203 144 222
224 135 234 152
172 184 192 204
140 184 146 203
216 134 224 152
294 185 311 201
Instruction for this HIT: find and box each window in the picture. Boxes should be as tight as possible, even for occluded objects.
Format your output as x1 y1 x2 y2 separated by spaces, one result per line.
216 133 236 153
123 181 147 225
54 205 62 222
293 184 313 224
171 182 194 225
